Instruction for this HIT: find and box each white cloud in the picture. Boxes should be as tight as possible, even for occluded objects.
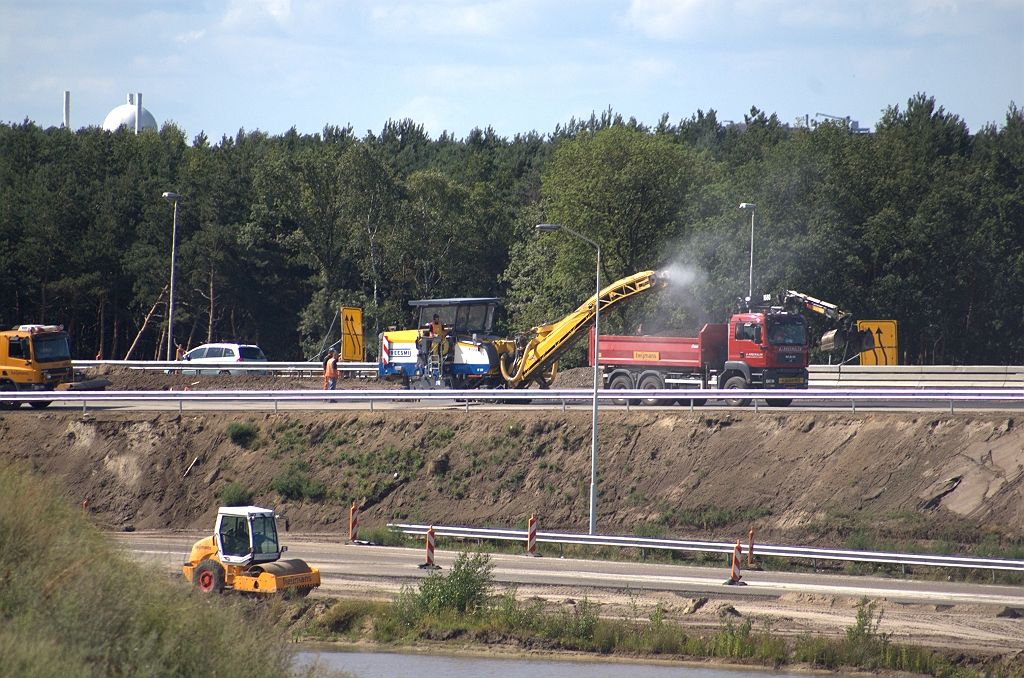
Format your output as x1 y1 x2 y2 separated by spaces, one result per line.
177 30 206 43
221 0 293 29
367 0 532 37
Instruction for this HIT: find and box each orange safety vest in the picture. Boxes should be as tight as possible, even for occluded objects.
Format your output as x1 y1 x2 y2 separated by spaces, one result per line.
325 356 339 378
430 321 444 337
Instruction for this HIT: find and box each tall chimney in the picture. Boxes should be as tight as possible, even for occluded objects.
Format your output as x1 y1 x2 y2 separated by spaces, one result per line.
63 91 70 129
135 92 142 134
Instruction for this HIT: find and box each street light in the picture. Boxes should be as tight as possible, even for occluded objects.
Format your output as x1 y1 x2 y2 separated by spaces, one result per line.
162 192 180 361
536 223 601 535
738 203 756 299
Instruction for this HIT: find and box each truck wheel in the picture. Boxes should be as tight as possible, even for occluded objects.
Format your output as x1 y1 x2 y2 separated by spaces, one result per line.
723 376 751 408
29 401 52 409
765 399 792 407
608 374 634 406
638 375 668 406
0 383 20 410
194 560 225 593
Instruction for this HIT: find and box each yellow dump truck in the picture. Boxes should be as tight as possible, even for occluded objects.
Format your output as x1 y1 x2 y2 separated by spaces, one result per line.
0 324 111 409
183 505 320 596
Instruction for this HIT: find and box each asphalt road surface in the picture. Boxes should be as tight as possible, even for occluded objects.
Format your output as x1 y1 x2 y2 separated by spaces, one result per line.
113 532 1024 608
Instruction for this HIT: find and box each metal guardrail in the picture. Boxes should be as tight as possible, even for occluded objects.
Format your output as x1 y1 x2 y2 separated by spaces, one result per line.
390 523 1024 572
74 360 377 376
74 360 1024 388
3 388 1024 409
809 365 1024 389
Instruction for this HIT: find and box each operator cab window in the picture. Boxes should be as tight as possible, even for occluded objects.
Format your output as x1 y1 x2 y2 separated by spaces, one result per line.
250 515 279 555
455 305 489 334
735 323 762 344
418 307 457 330
219 515 250 557
8 337 25 360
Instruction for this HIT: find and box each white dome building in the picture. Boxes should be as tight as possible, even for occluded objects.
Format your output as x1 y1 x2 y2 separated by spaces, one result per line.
102 93 158 133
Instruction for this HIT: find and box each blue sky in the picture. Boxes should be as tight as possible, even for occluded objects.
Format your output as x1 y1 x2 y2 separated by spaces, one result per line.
2 0 1022 141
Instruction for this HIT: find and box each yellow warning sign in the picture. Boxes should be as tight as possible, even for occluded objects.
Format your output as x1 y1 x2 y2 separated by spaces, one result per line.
341 307 363 362
857 320 898 366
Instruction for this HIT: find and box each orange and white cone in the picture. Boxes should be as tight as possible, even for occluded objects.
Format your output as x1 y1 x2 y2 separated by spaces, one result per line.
419 525 438 569
527 514 538 555
725 540 745 585
349 501 359 542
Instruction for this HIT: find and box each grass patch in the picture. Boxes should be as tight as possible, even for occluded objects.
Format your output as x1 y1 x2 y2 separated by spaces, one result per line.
225 421 259 448
269 458 326 502
218 481 254 506
0 461 296 678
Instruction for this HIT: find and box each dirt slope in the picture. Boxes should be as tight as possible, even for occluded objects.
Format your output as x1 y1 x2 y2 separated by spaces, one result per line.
1 405 1021 551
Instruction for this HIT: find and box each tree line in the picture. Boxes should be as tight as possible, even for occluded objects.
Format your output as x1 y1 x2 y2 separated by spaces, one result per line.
1 94 1021 366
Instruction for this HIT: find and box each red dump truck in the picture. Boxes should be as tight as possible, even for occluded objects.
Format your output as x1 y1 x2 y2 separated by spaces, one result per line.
588 301 809 407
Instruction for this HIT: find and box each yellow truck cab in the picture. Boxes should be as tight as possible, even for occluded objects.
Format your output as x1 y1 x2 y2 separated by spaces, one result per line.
0 324 73 409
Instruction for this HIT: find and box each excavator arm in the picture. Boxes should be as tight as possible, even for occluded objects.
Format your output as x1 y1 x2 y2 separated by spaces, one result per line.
783 290 873 353
495 270 669 389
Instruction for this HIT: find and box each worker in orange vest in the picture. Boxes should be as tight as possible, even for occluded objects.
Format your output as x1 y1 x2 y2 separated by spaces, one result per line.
324 348 339 390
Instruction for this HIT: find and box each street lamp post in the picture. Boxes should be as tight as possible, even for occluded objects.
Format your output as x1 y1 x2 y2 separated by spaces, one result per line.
739 203 756 299
162 192 180 361
536 223 601 535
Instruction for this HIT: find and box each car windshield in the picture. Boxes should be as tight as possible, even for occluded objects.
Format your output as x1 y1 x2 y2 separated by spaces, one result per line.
768 321 807 346
240 346 266 360
251 515 279 555
32 335 71 362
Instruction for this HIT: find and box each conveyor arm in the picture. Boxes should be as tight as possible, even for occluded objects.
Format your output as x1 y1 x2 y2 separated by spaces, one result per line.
497 270 668 388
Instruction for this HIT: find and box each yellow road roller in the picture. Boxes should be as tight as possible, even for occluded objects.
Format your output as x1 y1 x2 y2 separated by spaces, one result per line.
183 505 320 596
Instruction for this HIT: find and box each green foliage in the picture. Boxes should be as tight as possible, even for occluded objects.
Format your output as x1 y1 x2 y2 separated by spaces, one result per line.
416 551 494 616
657 504 772 530
218 481 254 506
0 462 293 678
225 421 259 448
2 97 1022 367
269 458 326 501
360 524 411 546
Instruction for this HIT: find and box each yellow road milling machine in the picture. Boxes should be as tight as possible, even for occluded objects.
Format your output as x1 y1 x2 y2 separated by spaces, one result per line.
378 270 669 390
183 506 320 596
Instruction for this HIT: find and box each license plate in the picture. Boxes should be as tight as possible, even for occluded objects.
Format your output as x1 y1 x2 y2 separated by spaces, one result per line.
778 377 804 384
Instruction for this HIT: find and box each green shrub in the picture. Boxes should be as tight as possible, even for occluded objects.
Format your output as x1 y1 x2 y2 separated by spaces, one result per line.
544 595 600 642
218 481 254 506
361 524 410 546
0 462 293 678
225 421 259 448
494 585 542 632
417 551 494 615
269 459 326 501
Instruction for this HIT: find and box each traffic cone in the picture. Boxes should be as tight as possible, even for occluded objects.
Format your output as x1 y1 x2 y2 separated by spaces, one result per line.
349 501 359 542
724 540 746 585
526 514 539 556
419 525 439 569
